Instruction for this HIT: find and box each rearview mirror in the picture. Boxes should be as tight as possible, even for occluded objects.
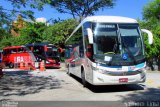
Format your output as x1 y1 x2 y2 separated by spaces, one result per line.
87 28 93 44
141 29 153 44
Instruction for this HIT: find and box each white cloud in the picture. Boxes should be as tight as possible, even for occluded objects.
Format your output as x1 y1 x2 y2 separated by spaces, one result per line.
36 17 47 23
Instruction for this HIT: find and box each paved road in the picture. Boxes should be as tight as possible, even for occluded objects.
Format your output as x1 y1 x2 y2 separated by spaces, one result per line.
0 67 160 107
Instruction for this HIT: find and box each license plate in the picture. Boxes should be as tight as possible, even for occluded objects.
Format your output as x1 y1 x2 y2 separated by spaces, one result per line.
119 78 128 83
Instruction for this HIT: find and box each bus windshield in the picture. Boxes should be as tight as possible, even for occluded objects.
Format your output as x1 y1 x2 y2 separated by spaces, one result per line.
93 23 143 56
119 24 143 56
93 23 119 55
46 47 58 58
93 23 144 64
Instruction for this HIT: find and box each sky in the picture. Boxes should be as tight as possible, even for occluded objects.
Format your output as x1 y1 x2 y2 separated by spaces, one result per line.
0 0 152 21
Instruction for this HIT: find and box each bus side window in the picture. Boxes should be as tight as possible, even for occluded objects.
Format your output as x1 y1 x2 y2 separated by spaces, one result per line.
84 34 93 59
79 39 84 57
86 44 93 58
3 50 7 55
4 49 11 55
83 22 93 59
18 48 24 53
65 48 71 59
73 51 79 59
11 49 17 54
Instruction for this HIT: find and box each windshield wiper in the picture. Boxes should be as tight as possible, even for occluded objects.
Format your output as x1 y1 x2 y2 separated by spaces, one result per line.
122 40 136 64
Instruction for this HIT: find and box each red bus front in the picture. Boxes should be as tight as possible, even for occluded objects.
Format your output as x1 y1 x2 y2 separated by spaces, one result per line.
2 46 36 68
26 43 61 68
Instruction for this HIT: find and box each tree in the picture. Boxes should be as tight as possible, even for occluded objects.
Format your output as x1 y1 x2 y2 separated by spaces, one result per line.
143 0 160 21
42 19 78 47
10 14 26 36
49 0 116 20
0 0 49 27
0 27 12 46
139 0 160 70
0 21 48 49
20 22 47 43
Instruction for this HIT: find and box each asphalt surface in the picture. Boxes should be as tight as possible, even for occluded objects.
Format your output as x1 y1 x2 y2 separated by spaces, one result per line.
0 66 160 107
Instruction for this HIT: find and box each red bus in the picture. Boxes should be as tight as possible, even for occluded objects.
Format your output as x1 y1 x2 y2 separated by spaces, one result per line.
2 46 36 68
26 43 60 68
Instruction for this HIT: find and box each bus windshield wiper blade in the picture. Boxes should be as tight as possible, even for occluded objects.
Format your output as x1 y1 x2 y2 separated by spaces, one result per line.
122 41 136 64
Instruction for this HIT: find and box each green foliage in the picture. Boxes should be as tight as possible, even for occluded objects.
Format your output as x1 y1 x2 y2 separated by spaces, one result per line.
49 0 116 20
43 19 78 46
0 36 15 49
143 0 160 20
0 0 49 27
139 0 160 59
0 28 12 47
0 19 78 49
65 27 82 45
143 33 160 58
0 21 48 49
20 22 47 43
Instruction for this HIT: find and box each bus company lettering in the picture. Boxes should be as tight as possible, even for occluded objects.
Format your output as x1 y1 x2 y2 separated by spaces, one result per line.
14 56 31 62
16 56 24 62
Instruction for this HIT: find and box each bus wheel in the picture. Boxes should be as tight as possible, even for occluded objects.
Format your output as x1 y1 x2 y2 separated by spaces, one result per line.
9 63 14 68
81 71 87 87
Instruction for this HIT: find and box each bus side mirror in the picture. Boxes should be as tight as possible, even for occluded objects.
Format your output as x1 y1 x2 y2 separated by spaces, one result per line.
141 29 153 44
87 28 93 44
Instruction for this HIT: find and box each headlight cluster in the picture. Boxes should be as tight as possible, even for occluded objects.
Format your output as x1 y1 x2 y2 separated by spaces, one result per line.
92 66 109 74
46 61 50 63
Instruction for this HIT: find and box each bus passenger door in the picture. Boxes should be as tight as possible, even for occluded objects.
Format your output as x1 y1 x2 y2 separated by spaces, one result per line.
70 51 81 77
85 44 94 83
70 54 76 74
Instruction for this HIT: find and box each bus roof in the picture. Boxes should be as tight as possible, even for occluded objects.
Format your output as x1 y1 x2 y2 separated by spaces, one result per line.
82 16 138 23
3 46 25 50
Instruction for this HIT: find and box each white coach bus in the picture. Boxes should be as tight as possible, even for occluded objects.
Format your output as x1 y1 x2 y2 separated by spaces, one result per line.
65 16 153 87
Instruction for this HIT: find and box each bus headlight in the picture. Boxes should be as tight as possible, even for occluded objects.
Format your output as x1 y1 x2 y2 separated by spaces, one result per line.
46 61 50 64
92 66 99 71
98 69 107 74
92 66 108 74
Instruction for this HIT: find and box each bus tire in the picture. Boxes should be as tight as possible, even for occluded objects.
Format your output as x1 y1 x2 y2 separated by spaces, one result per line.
9 63 14 68
81 70 87 87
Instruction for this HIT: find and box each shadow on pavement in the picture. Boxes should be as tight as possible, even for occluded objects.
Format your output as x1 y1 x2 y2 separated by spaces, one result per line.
0 70 61 101
87 84 144 93
70 74 144 93
119 87 160 102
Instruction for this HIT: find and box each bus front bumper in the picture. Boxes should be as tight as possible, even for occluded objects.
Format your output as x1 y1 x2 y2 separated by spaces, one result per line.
92 70 146 85
45 63 60 68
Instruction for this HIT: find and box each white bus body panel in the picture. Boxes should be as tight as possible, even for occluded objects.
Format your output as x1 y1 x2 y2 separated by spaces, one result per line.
92 71 146 85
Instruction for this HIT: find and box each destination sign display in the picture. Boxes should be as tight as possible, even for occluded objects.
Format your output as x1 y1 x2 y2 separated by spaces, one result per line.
97 24 116 28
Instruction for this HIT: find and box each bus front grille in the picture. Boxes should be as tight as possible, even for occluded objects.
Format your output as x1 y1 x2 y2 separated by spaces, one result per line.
106 70 142 76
